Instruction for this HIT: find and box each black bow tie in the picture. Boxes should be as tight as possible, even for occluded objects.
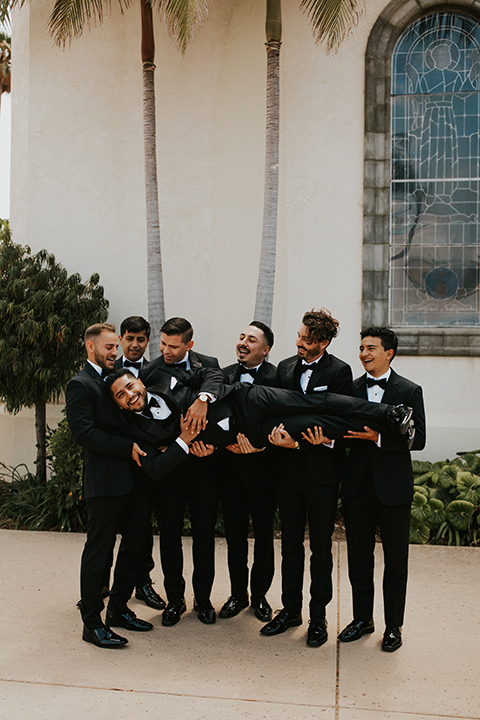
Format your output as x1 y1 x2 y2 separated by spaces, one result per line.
366 377 388 389
239 365 257 379
173 361 188 371
124 360 142 369
143 396 159 419
301 360 318 369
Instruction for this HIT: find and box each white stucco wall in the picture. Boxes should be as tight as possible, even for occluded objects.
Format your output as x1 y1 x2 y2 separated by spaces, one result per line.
3 0 478 470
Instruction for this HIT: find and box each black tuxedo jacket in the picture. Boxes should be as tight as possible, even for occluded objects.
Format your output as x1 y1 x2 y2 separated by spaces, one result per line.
341 369 426 506
140 350 219 387
222 360 278 388
66 363 137 500
277 351 353 485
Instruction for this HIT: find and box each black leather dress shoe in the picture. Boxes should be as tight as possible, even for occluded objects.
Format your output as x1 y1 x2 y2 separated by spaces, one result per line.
219 595 249 619
106 608 153 631
387 405 413 436
307 618 328 647
260 609 302 636
82 625 128 648
162 599 186 627
338 619 375 643
382 626 402 652
135 583 166 611
251 597 273 622
194 600 216 625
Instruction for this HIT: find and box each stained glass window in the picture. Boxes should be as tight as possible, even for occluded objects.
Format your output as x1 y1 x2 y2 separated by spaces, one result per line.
391 12 480 326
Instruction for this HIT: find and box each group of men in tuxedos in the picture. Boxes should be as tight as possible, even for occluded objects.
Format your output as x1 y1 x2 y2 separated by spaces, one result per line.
66 310 425 652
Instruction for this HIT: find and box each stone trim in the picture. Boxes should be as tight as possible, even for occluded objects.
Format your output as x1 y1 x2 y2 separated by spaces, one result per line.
363 0 480 356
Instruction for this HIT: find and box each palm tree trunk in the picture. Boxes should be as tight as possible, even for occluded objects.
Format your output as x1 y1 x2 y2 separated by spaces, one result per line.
141 0 165 357
35 402 47 485
254 0 281 326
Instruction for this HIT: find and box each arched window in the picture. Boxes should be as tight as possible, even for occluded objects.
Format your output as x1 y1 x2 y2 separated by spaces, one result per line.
363 4 480 355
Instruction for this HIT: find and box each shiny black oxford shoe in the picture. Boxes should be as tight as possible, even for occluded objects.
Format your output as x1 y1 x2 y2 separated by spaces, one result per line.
194 599 216 625
219 595 249 619
106 608 153 631
135 582 166 611
251 597 273 622
162 599 187 627
338 619 375 643
260 609 302 636
382 626 402 652
82 625 128 648
306 618 328 648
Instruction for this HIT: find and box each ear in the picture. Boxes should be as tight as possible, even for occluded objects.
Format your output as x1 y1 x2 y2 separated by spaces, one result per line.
262 345 271 358
386 348 395 362
186 340 194 352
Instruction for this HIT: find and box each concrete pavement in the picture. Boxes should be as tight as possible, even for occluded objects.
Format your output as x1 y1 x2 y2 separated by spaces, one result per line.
0 529 479 720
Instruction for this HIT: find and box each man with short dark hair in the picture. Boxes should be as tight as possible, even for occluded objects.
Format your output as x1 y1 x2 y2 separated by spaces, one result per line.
262 308 353 648
109 315 166 613
218 321 278 623
66 323 153 649
338 327 426 653
140 318 221 627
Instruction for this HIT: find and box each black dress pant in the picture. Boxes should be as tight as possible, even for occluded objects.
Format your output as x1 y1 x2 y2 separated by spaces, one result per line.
342 474 411 627
221 451 278 602
80 487 151 629
154 456 219 605
279 458 339 620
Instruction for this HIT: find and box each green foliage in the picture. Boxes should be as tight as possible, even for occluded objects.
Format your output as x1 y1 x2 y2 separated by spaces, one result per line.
0 416 86 531
410 449 480 546
0 222 109 413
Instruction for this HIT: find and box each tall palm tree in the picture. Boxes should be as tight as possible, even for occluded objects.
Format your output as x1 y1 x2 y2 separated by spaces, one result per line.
1 0 208 353
254 0 364 326
0 31 11 115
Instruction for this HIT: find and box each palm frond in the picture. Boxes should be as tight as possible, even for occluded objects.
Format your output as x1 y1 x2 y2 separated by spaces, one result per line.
155 0 208 54
300 0 364 53
49 0 130 46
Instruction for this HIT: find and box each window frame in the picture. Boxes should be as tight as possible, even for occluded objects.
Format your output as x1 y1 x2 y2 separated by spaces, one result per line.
363 0 480 356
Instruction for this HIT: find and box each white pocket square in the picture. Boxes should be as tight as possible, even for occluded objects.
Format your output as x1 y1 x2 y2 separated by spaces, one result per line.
313 386 328 392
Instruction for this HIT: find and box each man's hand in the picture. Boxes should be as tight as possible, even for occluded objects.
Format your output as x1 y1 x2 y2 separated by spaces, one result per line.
301 426 332 445
189 441 216 458
226 433 264 454
268 423 297 449
179 414 201 445
131 442 147 467
184 398 209 434
344 426 379 443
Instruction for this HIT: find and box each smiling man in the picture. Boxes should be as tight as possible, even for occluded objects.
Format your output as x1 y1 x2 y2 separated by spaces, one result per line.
66 323 153 649
139 317 221 628
338 327 426 653
219 322 278 623
261 308 353 649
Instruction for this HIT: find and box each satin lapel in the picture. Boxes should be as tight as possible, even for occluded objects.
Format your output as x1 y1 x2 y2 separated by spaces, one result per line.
190 352 203 370
131 413 173 443
286 357 301 390
306 352 329 393
255 363 268 385
355 375 368 400
381 369 401 405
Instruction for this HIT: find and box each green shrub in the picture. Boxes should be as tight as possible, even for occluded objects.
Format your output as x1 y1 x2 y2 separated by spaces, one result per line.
410 449 480 546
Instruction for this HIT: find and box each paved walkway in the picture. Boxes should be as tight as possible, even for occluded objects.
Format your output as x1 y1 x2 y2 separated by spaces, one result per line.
0 529 479 719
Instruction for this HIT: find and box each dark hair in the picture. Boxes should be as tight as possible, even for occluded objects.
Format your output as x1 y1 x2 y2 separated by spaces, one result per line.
120 315 151 338
360 326 398 359
249 320 274 349
302 308 339 345
160 317 193 344
84 323 116 342
104 367 137 394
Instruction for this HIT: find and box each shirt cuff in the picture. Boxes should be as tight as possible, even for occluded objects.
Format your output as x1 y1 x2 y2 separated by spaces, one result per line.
376 433 382 448
176 437 189 454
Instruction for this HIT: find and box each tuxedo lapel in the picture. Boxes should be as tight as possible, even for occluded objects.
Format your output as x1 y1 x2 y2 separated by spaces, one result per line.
305 352 329 394
381 369 401 406
355 375 368 400
189 352 203 370
254 362 268 386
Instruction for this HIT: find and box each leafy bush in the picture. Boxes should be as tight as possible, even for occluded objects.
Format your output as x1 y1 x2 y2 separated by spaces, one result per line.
410 449 480 546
